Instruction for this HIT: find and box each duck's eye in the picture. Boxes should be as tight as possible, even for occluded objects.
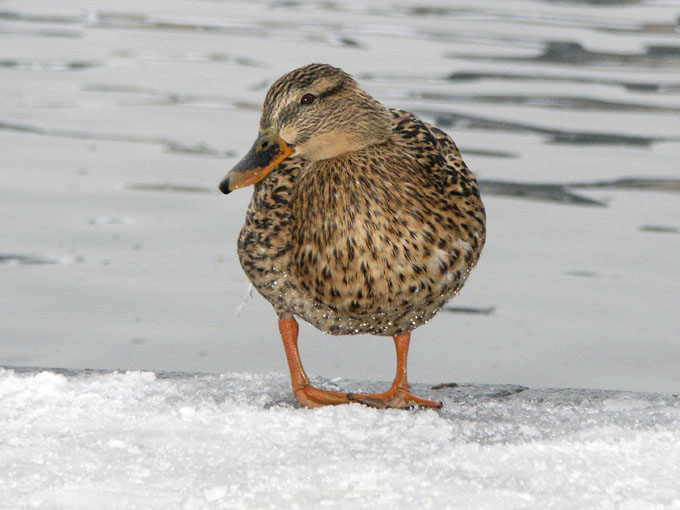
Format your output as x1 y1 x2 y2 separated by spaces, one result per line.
300 93 316 105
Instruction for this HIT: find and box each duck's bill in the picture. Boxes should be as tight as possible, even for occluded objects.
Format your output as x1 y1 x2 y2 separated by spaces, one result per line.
219 132 293 194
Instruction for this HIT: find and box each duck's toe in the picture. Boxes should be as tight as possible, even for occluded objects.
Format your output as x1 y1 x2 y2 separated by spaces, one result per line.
347 388 442 410
293 385 351 408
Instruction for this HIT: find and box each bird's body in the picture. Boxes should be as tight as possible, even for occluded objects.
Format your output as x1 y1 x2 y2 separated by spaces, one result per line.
220 64 485 408
239 109 484 337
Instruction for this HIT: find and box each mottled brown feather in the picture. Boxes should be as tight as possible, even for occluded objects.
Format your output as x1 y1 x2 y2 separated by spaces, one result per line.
238 106 485 336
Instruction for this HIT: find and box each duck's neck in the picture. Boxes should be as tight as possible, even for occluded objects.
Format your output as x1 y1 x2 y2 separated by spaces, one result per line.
295 104 393 162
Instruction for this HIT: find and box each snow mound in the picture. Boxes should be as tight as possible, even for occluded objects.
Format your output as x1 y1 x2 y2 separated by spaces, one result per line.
1 367 680 509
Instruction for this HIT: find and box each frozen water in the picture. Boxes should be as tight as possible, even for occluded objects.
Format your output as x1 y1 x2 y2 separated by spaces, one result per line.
1 0 680 395
2 367 680 509
2 0 679 393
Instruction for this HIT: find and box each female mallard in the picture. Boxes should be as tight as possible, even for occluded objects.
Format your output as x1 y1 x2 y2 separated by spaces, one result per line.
219 64 485 409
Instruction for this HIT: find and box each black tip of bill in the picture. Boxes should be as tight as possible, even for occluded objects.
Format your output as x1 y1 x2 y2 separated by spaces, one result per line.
218 177 231 195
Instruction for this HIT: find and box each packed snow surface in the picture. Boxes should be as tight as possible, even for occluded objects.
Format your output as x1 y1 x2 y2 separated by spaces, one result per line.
2 368 679 509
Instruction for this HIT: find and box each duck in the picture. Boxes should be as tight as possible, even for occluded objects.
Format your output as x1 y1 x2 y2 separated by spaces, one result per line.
219 63 485 409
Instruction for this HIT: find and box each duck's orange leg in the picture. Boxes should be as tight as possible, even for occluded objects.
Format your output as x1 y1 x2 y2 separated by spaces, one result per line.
347 332 443 409
279 317 350 407
279 318 441 409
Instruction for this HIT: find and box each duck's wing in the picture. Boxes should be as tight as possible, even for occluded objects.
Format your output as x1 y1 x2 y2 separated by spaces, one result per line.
388 108 479 194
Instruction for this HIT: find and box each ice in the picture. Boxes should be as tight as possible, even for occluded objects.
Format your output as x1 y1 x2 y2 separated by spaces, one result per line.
2 367 680 509
2 0 680 395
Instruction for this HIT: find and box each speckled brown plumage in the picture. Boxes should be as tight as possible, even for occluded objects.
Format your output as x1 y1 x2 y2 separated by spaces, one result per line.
221 63 485 408
236 67 485 338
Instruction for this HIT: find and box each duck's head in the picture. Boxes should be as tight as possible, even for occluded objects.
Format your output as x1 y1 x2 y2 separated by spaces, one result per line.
219 63 392 194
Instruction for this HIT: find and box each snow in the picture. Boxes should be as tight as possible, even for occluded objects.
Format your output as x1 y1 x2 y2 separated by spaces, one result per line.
2 367 680 509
